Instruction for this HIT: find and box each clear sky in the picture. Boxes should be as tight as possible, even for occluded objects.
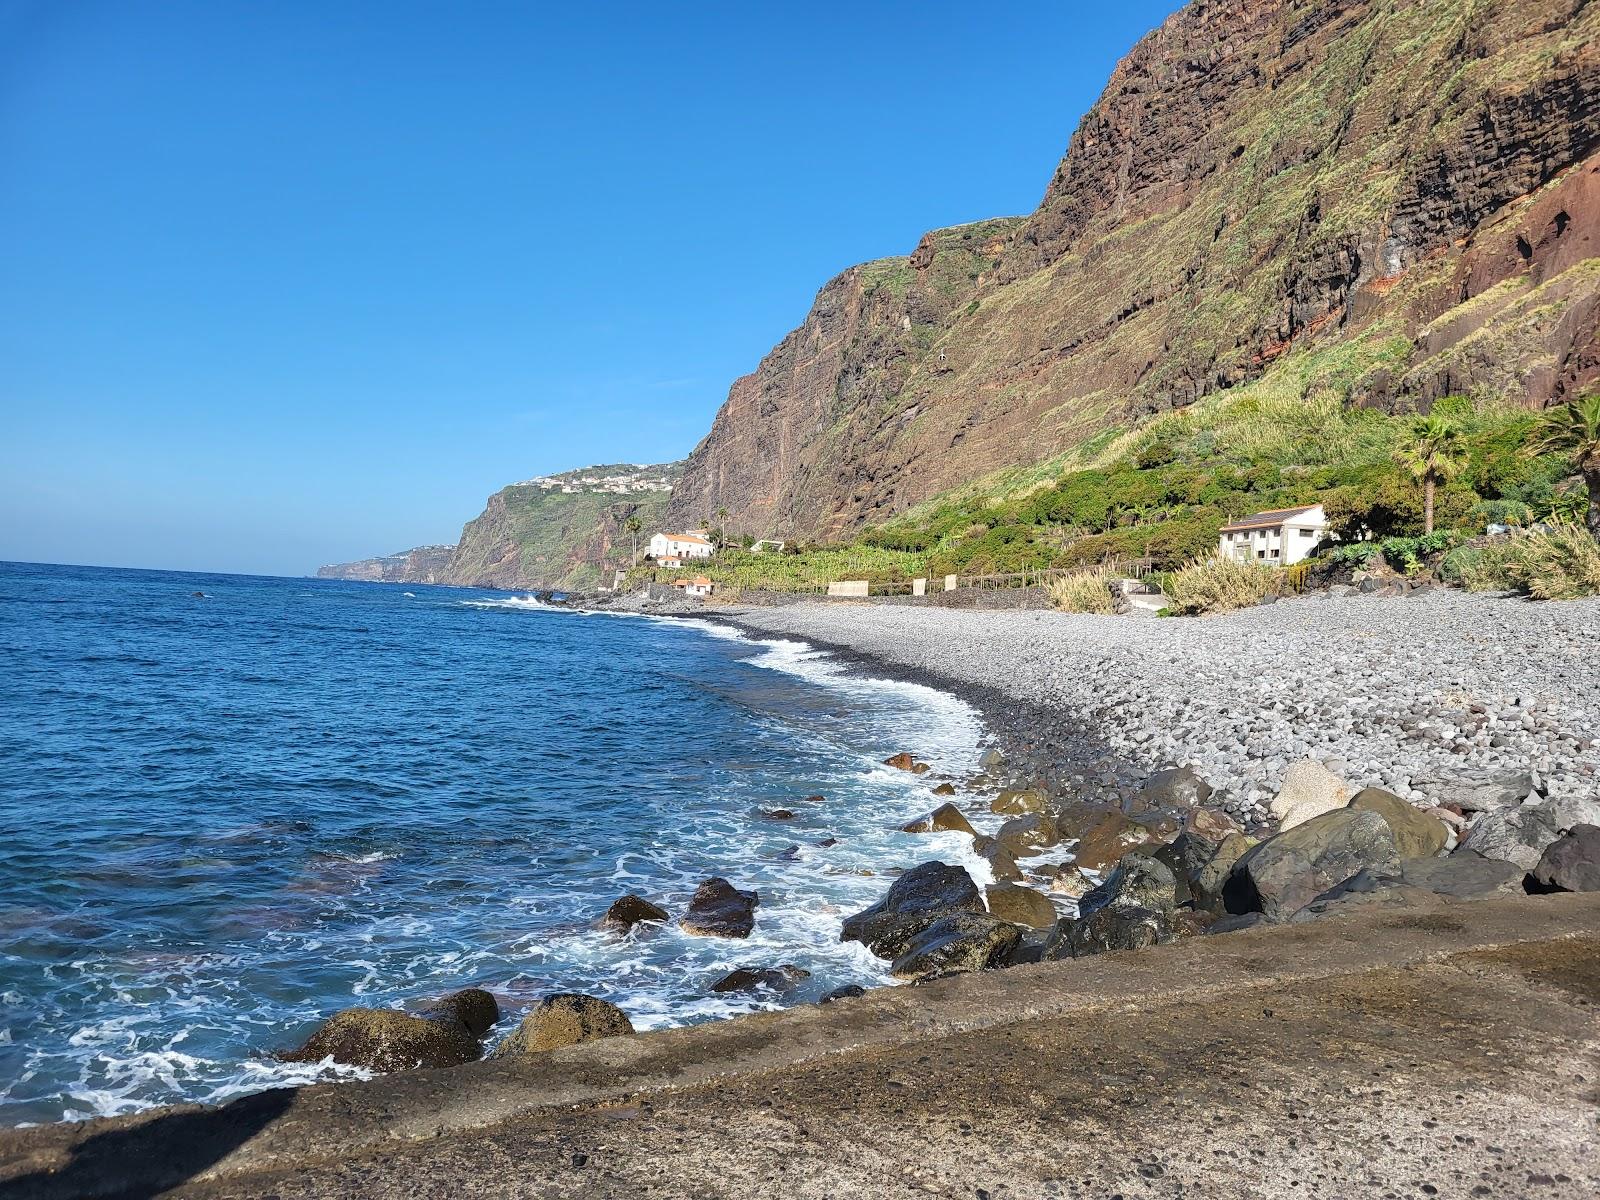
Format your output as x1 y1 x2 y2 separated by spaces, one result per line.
1 0 1181 576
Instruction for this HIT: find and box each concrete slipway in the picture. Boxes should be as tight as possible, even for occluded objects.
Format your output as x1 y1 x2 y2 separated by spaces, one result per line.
1 893 1596 1199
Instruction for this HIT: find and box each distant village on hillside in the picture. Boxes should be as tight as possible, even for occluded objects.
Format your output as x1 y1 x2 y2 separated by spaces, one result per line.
515 464 676 495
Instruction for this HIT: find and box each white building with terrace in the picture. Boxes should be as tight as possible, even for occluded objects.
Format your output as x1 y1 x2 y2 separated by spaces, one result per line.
1219 504 1328 566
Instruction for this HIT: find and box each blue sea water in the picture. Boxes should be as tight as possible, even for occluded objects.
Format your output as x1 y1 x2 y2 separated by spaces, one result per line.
0 561 988 1126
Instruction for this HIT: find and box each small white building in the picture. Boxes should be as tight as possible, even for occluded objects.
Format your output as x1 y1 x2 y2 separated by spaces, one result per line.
1219 504 1328 566
673 575 715 598
648 531 715 561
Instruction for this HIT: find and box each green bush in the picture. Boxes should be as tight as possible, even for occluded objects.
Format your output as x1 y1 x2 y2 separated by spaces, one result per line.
1166 556 1277 615
1460 525 1600 600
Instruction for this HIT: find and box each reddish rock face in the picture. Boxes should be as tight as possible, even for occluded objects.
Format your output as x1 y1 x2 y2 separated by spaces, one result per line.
667 0 1600 543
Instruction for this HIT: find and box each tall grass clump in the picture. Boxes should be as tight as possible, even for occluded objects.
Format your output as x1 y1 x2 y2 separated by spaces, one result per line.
1047 567 1117 613
1166 555 1277 615
1459 524 1600 600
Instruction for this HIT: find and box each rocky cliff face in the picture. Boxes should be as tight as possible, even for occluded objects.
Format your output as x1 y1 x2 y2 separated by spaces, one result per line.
668 0 1600 542
317 545 455 584
441 462 681 591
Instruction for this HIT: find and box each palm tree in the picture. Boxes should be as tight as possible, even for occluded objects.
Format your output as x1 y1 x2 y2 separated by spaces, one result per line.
622 515 643 563
715 506 731 546
1393 415 1469 535
1526 391 1600 538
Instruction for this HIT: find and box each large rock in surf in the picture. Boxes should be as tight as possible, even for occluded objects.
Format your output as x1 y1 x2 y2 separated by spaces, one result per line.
889 913 1021 981
1226 808 1401 921
901 802 977 836
710 964 811 994
994 813 1059 858
984 881 1057 928
602 893 670 933
417 987 500 1038
491 993 634 1057
1044 906 1176 959
1530 824 1600 893
971 835 1023 882
1348 787 1449 858
680 878 759 938
282 1006 483 1073
840 861 984 959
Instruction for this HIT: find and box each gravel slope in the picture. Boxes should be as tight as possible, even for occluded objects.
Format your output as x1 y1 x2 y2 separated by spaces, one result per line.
728 590 1600 821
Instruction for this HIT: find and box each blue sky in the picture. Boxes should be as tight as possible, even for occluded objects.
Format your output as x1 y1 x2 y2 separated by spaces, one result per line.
1 0 1181 575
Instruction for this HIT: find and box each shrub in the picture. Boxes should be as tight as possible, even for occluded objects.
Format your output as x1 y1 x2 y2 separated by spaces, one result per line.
1461 525 1600 600
1439 545 1483 585
1165 555 1277 615
1047 567 1117 614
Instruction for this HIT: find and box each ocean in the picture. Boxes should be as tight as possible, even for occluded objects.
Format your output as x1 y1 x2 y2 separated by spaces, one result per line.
0 561 986 1126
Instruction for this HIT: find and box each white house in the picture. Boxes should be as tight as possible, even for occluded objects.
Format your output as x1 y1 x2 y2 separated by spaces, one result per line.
1219 504 1328 566
672 575 715 598
648 531 715 561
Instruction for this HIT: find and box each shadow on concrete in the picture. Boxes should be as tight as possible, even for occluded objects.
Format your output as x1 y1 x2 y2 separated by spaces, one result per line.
4 1087 295 1200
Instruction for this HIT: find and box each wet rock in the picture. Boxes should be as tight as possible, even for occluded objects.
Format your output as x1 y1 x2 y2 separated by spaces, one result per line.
819 984 867 1004
709 964 811 994
282 1006 482 1073
1044 906 1176 959
1069 811 1158 872
995 813 1059 858
991 787 1048 816
1080 853 1180 915
681 878 759 938
1398 854 1525 899
816 837 840 848
1530 824 1600 893
1348 788 1449 858
932 782 957 797
971 835 1023 882
1269 760 1352 831
840 861 984 959
602 893 669 933
883 752 918 771
491 993 634 1057
1140 765 1213 809
762 808 797 821
800 794 827 803
980 749 1004 771
984 881 1058 928
889 913 1022 981
1045 865 1094 898
901 802 977 836
417 987 500 1038
1226 809 1402 921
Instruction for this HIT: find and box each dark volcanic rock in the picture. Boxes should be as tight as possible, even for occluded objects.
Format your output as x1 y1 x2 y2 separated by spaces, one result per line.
1080 853 1180 916
602 894 669 933
417 987 500 1039
681 878 759 938
995 813 1059 858
889 913 1022 981
282 1007 482 1073
819 984 868 1004
709 965 811 994
1227 809 1401 922
491 993 634 1057
840 861 984 959
1530 824 1600 893
1044 906 1176 959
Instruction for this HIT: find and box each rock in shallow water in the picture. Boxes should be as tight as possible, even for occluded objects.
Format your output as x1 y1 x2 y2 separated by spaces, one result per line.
900 801 977 836
417 987 500 1038
282 1006 483 1073
602 893 669 933
890 913 1021 981
492 993 634 1057
709 964 811 994
681 877 759 938
840 861 984 959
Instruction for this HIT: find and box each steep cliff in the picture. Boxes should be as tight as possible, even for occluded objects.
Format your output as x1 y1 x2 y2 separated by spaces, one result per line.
668 0 1600 542
317 545 455 584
